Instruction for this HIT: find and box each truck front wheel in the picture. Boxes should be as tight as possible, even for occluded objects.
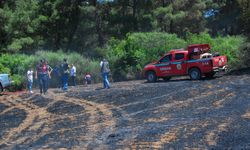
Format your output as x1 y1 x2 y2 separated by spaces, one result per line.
146 71 157 82
189 68 201 80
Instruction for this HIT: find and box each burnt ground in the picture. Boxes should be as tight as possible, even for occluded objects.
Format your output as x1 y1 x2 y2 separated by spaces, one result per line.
0 71 250 149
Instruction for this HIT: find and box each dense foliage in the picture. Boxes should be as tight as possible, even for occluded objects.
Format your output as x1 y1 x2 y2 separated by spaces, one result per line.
0 0 248 54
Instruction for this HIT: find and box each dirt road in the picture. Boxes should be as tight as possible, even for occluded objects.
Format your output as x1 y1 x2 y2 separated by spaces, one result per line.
0 70 250 149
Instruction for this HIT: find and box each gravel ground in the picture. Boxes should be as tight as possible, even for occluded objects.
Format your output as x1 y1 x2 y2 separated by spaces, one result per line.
0 69 250 149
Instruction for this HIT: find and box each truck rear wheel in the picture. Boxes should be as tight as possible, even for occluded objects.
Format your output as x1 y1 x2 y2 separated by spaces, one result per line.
146 71 157 82
189 68 201 80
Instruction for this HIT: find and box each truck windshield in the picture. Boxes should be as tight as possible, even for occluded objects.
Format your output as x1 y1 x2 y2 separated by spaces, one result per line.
175 53 184 60
160 54 172 63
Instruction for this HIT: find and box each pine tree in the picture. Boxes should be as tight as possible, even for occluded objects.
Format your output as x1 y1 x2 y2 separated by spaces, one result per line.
0 0 40 53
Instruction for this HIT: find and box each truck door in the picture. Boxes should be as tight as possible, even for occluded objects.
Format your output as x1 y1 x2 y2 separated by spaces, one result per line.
155 54 173 76
172 53 187 75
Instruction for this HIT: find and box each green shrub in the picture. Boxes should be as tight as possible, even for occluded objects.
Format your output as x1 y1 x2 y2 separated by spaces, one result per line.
186 32 246 66
0 54 32 90
237 41 250 69
9 74 25 91
0 63 10 74
0 54 29 75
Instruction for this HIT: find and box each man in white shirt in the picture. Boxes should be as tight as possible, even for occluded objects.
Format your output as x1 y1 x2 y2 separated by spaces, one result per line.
27 68 34 93
70 64 76 86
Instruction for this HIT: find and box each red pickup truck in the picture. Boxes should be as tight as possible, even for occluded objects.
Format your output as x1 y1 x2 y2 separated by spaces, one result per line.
144 44 228 82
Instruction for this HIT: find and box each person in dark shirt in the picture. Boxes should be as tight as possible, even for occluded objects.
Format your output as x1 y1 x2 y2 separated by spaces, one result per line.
61 58 69 90
35 59 51 95
52 64 61 88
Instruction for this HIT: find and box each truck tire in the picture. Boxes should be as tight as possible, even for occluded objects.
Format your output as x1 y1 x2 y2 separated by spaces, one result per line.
146 71 157 82
163 77 171 81
189 68 201 80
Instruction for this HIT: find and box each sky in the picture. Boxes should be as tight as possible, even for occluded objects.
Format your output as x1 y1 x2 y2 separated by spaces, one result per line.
97 0 114 3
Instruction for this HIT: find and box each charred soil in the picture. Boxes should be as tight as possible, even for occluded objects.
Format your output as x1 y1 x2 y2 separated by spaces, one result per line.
0 70 250 149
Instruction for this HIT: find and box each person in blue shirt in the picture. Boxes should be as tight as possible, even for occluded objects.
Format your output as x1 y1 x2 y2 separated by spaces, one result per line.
53 64 61 88
61 58 69 90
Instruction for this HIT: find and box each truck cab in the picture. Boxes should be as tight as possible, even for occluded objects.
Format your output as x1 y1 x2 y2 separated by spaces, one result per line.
144 44 228 82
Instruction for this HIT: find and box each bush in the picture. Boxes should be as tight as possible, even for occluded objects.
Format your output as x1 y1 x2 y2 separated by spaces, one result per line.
0 63 10 74
0 54 32 90
237 41 250 69
9 74 25 91
186 32 246 66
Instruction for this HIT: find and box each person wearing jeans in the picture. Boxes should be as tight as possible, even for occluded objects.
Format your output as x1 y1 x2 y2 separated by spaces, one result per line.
61 58 69 90
102 72 110 88
62 73 68 90
53 64 61 88
38 74 49 94
27 68 33 93
35 59 51 95
101 59 111 89
70 64 76 86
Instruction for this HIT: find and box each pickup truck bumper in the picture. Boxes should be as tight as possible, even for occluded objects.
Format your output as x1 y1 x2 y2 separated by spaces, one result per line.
213 65 228 72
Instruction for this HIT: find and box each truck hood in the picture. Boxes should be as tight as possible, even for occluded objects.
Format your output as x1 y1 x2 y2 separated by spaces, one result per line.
144 61 157 68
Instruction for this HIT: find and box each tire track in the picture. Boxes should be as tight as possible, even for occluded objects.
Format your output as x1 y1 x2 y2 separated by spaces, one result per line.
0 90 131 149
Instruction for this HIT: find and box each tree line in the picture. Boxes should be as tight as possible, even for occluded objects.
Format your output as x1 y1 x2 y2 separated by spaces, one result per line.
1 0 250 90
0 0 249 56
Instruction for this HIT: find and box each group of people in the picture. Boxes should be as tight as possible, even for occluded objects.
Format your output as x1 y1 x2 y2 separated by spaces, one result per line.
26 58 111 94
51 58 77 91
